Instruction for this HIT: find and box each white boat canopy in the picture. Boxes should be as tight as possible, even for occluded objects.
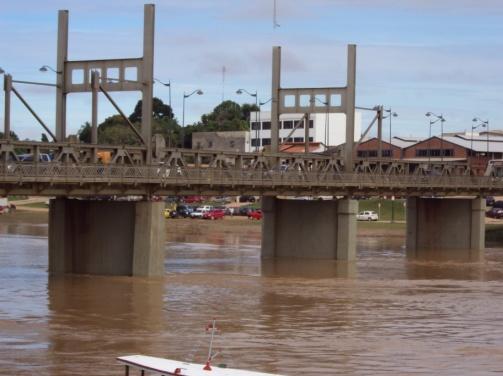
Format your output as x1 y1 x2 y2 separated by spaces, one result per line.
117 355 284 376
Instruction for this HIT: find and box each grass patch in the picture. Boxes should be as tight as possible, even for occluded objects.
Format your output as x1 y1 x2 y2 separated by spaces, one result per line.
7 195 28 201
23 202 49 209
358 199 406 222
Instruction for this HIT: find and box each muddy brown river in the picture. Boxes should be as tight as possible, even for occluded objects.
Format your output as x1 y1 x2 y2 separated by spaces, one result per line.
1 212 503 375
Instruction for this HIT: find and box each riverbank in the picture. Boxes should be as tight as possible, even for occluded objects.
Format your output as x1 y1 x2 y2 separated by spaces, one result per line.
2 209 503 248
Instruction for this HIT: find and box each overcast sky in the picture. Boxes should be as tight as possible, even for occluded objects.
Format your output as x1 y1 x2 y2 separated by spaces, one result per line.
1 0 503 140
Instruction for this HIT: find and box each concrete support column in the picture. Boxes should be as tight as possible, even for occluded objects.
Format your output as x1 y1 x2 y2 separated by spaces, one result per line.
261 196 277 259
471 197 486 251
336 199 357 261
406 197 485 255
260 197 356 260
49 198 165 277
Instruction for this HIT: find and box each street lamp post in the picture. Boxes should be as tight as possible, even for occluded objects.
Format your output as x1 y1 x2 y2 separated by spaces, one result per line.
471 119 488 172
258 98 272 152
39 65 62 74
236 89 258 151
154 78 171 108
383 109 398 158
473 117 489 157
181 89 203 148
425 112 446 164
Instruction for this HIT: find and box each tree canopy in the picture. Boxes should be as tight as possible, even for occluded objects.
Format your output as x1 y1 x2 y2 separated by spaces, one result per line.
0 131 19 140
77 98 258 148
182 100 258 147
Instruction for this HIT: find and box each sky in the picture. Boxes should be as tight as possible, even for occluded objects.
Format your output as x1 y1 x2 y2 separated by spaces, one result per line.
1 0 503 141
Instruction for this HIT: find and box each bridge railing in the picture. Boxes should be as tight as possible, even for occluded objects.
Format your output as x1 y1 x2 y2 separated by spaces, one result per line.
1 162 502 192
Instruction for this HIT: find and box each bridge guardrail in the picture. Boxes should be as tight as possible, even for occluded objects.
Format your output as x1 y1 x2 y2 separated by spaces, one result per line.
1 162 502 194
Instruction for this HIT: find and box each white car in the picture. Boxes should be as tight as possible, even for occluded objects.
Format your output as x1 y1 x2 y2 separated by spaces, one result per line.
190 206 213 218
356 210 378 221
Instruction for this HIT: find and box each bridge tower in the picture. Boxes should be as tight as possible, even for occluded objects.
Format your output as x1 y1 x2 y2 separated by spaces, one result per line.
54 4 154 163
263 45 358 261
46 5 164 277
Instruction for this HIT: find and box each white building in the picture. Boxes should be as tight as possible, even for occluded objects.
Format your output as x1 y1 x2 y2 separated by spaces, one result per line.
248 111 362 150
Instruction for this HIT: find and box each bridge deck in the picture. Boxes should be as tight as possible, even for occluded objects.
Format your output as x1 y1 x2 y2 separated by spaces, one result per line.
1 142 501 197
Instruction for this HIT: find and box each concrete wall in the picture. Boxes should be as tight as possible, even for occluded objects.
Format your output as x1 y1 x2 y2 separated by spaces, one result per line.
192 131 250 152
49 198 165 277
406 197 485 254
261 197 357 260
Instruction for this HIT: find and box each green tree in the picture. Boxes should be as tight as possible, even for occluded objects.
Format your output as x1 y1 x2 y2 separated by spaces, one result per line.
41 133 50 142
0 131 19 140
182 101 258 148
129 97 174 123
77 97 181 146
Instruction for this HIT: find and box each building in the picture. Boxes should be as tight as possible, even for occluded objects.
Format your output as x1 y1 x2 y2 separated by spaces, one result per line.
192 131 251 152
402 132 503 175
357 136 422 158
248 111 362 151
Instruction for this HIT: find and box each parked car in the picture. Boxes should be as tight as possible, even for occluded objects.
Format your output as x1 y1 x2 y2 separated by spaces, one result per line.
190 205 213 218
176 205 194 218
163 208 178 219
202 209 225 220
238 206 254 216
239 195 256 203
0 198 11 214
248 209 263 220
486 207 503 219
225 207 236 216
183 195 204 204
492 200 503 209
356 210 378 221
486 196 495 207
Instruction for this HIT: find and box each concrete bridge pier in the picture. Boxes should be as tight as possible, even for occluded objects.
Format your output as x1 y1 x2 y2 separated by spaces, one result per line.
49 198 165 277
261 197 357 260
406 197 485 255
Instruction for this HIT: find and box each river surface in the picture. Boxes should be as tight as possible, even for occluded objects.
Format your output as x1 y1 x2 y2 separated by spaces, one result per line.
1 213 503 375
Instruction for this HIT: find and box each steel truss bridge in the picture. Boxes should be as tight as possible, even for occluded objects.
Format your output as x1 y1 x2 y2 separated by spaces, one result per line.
1 140 502 197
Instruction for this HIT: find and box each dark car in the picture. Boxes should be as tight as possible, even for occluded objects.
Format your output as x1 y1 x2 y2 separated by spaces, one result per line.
492 200 503 209
238 206 254 216
239 195 256 203
486 207 503 218
486 196 495 207
176 205 194 218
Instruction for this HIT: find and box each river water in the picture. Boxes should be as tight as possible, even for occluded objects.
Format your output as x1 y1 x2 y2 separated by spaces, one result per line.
1 213 503 375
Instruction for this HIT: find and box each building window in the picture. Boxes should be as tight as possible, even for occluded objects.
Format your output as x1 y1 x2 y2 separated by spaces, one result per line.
416 149 454 157
309 120 314 128
262 121 271 130
251 139 260 147
229 140 235 148
251 122 261 130
284 137 293 143
283 120 294 129
309 137 313 142
208 141 213 148
358 150 378 158
382 149 392 157
262 138 271 146
293 137 304 143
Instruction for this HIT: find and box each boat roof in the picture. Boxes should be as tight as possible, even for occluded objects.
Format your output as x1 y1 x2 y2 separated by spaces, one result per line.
117 355 284 376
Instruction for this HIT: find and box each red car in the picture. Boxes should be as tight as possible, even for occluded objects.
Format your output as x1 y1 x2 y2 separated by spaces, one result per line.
183 195 204 204
248 209 263 220
202 209 225 220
